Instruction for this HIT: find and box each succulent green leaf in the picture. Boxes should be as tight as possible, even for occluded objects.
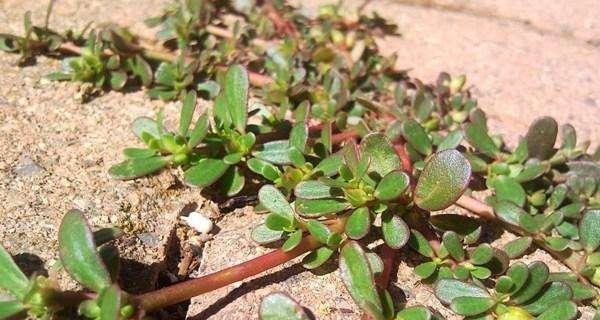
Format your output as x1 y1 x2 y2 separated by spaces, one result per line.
98 285 121 320
503 237 532 259
560 124 577 149
470 266 492 279
493 200 526 227
535 301 577 320
547 185 568 211
464 122 501 158
123 148 155 159
220 166 245 196
339 241 384 320
434 278 490 305
375 171 409 201
187 113 209 148
366 252 384 276
381 211 410 249
314 154 343 176
489 176 526 206
179 90 197 136
289 123 308 153
580 209 600 252
184 159 229 187
0 245 29 299
254 140 291 165
258 185 294 224
408 229 435 258
414 150 471 211
523 282 572 315
544 236 570 252
224 64 249 133
0 300 24 319
302 246 334 269
402 119 432 155
294 181 341 199
438 130 464 151
279 229 302 252
510 261 549 304
495 276 514 294
395 306 433 320
295 198 350 217
507 262 530 294
513 161 549 183
429 214 481 244
442 231 465 261
414 261 438 279
259 292 309 320
196 80 220 98
109 71 127 90
306 220 338 246
109 156 169 180
58 210 111 292
469 244 493 265
360 133 402 180
450 296 495 316
345 207 371 239
525 117 558 160
131 116 161 140
251 224 284 245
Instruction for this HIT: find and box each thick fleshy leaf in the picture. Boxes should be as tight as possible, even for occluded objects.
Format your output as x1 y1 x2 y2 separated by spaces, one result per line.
254 140 291 165
295 198 350 217
58 210 111 292
513 161 549 183
0 300 24 319
179 90 197 136
438 130 464 151
434 278 490 305
184 159 230 187
302 246 334 269
375 171 409 201
224 64 249 133
306 220 340 246
402 119 432 155
251 224 284 244
414 261 438 279
429 214 481 244
526 117 558 160
345 207 371 239
187 113 209 148
123 148 155 159
395 306 433 320
109 156 169 180
339 241 384 320
414 150 471 211
258 185 294 225
510 261 549 304
469 244 493 265
366 252 384 276
220 166 245 196
493 200 526 227
289 123 308 153
314 155 343 176
489 176 526 206
294 181 342 199
99 285 121 320
282 230 303 252
544 236 569 252
470 266 492 279
0 245 29 299
450 296 495 316
464 122 500 158
495 276 514 294
580 209 600 253
503 237 533 259
507 262 530 294
360 133 402 180
109 71 127 90
483 248 510 275
442 231 465 261
408 229 435 258
523 282 572 315
381 211 410 249
259 292 310 320
535 301 577 320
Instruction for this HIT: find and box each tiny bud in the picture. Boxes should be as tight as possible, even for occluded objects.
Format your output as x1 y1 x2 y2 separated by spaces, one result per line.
497 306 534 320
181 212 213 234
450 75 466 94
120 305 135 318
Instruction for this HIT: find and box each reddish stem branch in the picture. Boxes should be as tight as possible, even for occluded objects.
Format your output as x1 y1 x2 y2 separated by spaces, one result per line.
375 245 397 288
135 235 321 311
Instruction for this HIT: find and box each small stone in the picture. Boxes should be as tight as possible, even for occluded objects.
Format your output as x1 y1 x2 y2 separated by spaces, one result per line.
181 212 213 234
14 155 44 176
138 232 160 247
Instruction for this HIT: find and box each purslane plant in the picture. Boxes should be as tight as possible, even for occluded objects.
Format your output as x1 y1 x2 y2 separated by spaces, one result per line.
1 0 599 319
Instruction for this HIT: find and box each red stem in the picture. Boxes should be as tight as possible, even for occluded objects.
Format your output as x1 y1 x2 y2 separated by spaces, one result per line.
134 235 321 311
375 245 397 288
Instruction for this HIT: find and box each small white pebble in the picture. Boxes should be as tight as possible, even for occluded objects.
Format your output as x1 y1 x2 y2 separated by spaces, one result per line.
181 212 213 234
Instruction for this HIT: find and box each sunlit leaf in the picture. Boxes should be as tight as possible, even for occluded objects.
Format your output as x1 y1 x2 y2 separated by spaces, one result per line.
360 133 401 180
224 64 249 133
375 171 409 201
0 245 29 299
580 209 600 253
345 207 371 239
523 282 572 316
259 292 309 320
503 237 532 259
109 156 169 180
402 120 432 155
525 117 558 160
510 261 549 304
184 159 230 187
535 301 577 320
434 278 489 305
381 211 409 249
450 296 495 316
